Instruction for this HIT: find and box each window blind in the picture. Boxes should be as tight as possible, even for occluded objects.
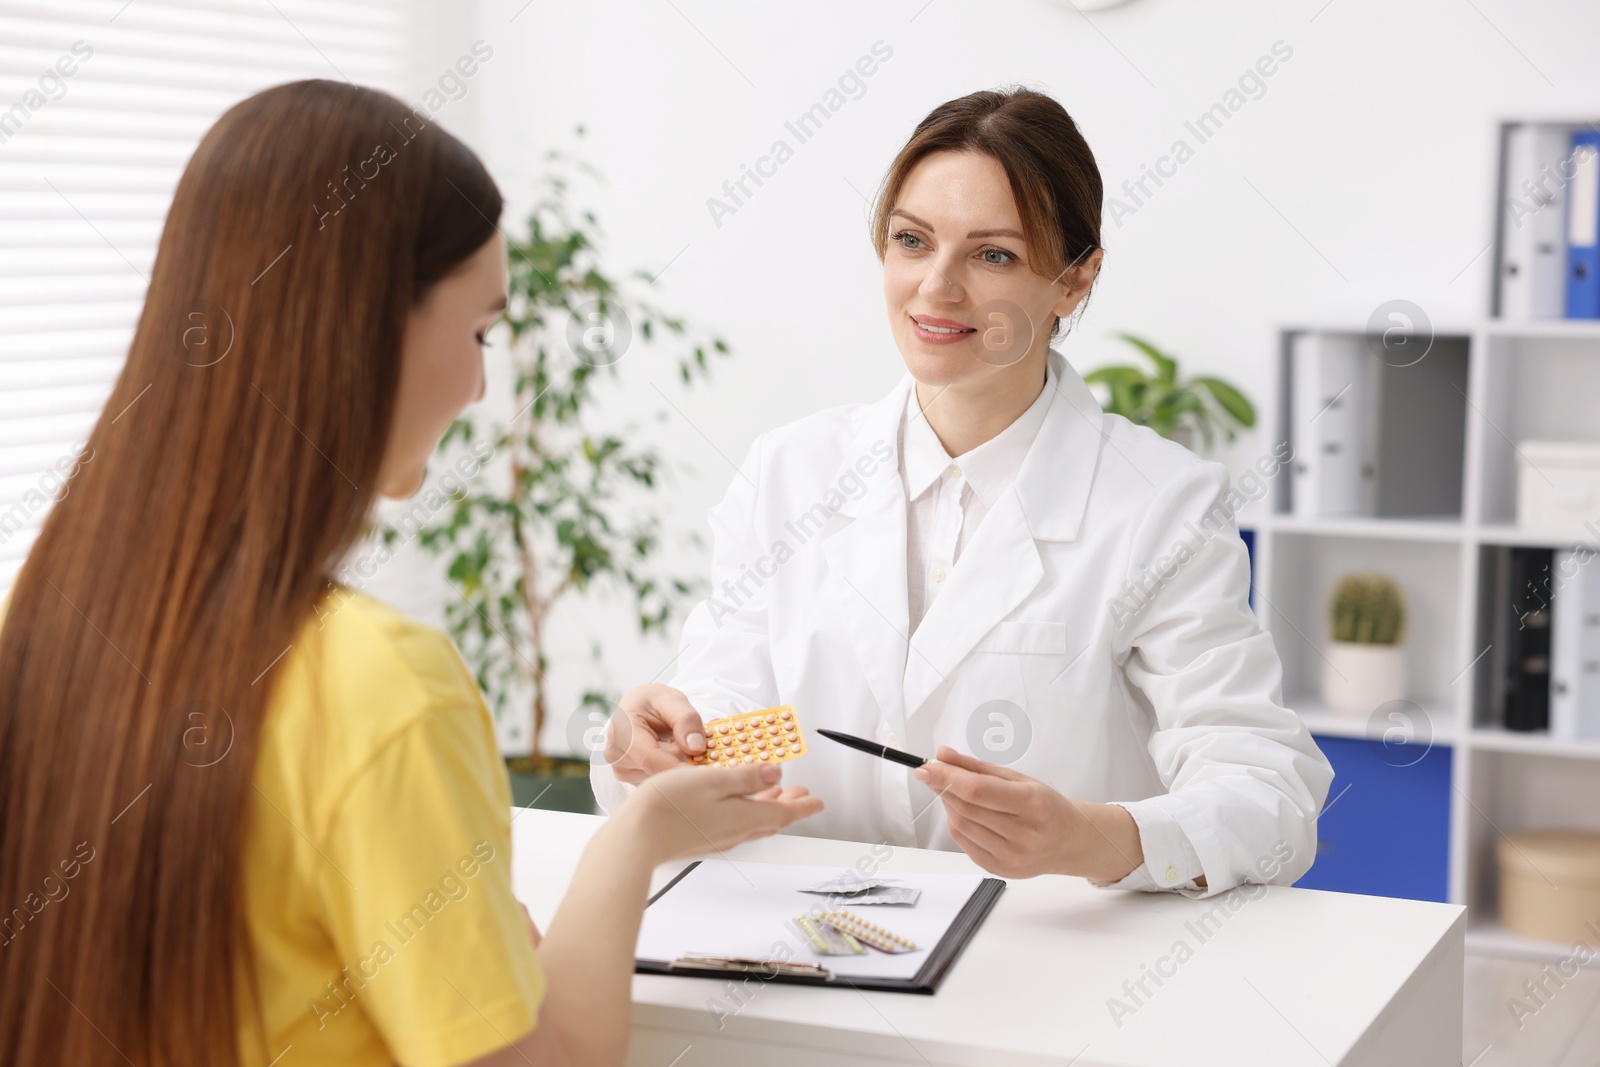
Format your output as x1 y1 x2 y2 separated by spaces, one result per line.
0 0 407 593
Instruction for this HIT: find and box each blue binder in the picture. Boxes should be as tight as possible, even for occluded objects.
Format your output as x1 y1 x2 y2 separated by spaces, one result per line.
1564 129 1600 318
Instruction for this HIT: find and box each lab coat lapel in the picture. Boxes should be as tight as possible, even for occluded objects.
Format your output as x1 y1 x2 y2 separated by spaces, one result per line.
820 378 915 727
901 487 1043 718
901 350 1107 719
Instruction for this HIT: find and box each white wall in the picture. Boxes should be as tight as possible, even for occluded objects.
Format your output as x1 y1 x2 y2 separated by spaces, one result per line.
381 0 1600 755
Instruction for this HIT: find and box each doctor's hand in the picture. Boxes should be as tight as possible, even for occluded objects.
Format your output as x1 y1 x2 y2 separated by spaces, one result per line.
914 746 1145 883
604 683 710 785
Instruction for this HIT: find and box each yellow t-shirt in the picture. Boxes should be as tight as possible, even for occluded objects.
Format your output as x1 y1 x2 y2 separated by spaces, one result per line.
237 584 544 1066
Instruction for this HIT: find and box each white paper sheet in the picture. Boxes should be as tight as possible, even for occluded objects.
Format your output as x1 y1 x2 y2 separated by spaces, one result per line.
635 858 987 982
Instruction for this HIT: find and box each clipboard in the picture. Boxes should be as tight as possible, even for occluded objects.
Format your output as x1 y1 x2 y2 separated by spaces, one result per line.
634 858 1006 995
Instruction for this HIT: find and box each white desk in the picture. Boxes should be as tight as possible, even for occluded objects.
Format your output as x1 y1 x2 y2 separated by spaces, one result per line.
511 810 1464 1067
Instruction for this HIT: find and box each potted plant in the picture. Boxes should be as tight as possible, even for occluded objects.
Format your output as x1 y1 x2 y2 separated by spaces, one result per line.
382 137 729 812
1083 333 1255 451
1321 573 1408 716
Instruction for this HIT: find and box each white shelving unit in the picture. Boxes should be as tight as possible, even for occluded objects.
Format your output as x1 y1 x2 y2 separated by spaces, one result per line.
1241 315 1600 965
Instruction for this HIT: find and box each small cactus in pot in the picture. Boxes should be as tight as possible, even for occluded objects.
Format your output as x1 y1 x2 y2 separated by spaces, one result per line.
1321 573 1408 717
1329 574 1407 645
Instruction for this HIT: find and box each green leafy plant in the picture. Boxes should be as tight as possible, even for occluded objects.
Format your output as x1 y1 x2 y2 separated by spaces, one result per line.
1329 573 1407 645
1083 333 1255 449
384 135 729 767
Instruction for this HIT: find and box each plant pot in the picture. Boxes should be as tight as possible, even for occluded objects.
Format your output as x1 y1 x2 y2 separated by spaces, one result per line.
506 756 599 814
1320 641 1407 717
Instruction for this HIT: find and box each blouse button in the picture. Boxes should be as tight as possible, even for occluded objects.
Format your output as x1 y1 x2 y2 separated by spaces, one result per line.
1165 866 1180 884
932 566 946 582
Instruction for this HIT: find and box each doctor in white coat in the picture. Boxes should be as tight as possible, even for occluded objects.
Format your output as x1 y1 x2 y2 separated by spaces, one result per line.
594 87 1333 897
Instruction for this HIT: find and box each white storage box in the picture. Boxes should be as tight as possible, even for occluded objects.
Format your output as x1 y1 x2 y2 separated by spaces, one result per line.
1517 441 1600 540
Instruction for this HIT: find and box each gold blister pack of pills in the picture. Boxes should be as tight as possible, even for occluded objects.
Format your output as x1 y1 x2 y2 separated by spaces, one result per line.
815 908 918 954
691 705 807 767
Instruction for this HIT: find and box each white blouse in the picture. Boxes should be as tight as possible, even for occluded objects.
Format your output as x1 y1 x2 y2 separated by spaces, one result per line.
902 363 1055 636
900 360 1198 893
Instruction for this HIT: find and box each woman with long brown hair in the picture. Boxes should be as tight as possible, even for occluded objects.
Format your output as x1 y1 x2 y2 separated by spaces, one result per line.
0 79 821 1067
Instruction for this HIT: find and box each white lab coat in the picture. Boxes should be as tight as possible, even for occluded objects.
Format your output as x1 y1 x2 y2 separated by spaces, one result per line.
592 350 1333 897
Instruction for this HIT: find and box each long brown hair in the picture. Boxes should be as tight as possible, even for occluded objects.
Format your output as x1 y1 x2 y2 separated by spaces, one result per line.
0 79 502 1064
870 87 1104 335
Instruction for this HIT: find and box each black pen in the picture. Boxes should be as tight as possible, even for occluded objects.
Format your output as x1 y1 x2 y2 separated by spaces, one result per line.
816 728 929 769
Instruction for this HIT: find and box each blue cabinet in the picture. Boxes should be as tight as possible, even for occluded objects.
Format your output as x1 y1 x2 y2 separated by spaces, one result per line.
1293 734 1452 902
1240 527 1256 613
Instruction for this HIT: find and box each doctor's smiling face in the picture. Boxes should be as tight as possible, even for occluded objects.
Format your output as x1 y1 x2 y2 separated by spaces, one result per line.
882 149 1101 394
872 89 1105 423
